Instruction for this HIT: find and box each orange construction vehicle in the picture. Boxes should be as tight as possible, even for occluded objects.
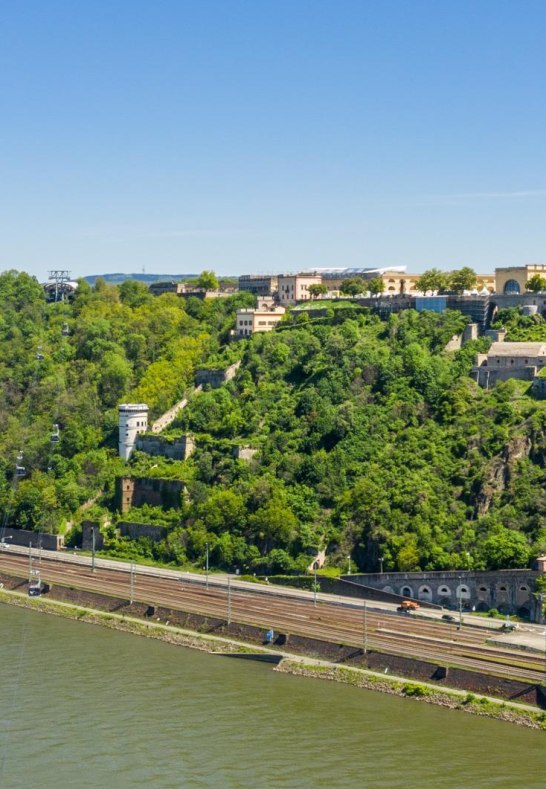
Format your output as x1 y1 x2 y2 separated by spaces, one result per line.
397 600 420 612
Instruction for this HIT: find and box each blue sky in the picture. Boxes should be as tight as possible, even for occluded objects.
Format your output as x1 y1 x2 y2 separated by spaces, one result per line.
1 0 546 279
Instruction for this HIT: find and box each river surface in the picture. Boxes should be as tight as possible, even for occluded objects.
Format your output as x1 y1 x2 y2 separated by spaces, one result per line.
1 604 546 788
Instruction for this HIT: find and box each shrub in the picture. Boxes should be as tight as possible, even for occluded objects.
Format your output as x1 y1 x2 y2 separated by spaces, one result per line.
402 683 428 697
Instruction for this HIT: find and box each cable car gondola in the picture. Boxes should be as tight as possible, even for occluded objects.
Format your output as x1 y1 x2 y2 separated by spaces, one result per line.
15 451 26 477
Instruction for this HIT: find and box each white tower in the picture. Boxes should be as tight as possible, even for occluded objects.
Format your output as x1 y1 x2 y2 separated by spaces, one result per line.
118 403 149 461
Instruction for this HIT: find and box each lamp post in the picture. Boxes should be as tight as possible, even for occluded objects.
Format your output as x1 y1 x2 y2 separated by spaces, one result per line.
205 542 209 590
347 555 352 575
314 566 318 608
129 562 135 604
227 576 231 625
363 601 368 655
91 526 96 573
379 557 384 575
458 575 463 631
542 629 546 684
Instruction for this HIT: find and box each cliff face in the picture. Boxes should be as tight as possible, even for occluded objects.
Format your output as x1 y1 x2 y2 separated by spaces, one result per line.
475 433 533 516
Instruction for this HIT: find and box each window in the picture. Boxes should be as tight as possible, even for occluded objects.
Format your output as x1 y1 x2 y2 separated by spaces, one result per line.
504 279 521 294
258 321 266 326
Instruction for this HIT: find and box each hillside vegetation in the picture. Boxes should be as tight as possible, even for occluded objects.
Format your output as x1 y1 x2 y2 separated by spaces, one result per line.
3 269 546 575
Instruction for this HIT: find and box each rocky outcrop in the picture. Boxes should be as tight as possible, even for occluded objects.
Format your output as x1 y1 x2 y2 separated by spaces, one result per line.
475 433 532 516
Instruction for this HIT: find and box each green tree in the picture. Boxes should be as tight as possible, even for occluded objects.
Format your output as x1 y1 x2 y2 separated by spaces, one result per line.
309 283 329 299
416 268 450 294
368 277 385 296
249 501 298 553
339 278 366 296
479 529 531 570
98 351 133 407
526 274 546 293
119 280 153 308
449 267 477 294
196 270 219 291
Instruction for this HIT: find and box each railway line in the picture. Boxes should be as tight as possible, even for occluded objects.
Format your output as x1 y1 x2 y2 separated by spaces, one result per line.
1 551 545 684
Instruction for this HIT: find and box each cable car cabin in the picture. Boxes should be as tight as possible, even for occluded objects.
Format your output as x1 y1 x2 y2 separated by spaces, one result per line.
50 424 60 443
62 323 70 335
15 465 26 477
36 352 44 360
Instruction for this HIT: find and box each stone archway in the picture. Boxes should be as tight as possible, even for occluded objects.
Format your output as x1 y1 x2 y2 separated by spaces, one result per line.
517 584 530 605
456 584 471 609
400 585 414 599
418 585 433 603
437 585 452 607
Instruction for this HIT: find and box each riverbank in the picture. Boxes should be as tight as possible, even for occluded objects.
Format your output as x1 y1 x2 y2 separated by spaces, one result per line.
2 588 545 731
276 660 546 730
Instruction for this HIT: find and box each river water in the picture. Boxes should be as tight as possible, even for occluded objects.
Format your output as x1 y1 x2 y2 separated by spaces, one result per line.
1 605 546 788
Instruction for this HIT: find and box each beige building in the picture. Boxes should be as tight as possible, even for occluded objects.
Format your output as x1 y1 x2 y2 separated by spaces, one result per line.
235 306 286 337
277 274 322 305
380 272 495 295
476 274 496 292
476 341 546 368
473 341 546 387
380 272 421 294
495 264 546 295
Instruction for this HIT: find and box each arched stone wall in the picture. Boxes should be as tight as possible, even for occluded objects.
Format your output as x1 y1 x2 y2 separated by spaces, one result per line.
345 569 541 621
418 585 433 602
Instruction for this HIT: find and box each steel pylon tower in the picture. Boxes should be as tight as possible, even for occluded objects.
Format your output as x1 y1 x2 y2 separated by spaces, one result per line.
48 270 71 302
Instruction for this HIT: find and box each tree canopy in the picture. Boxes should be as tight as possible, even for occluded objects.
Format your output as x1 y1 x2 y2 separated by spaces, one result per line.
526 274 546 293
2 269 545 578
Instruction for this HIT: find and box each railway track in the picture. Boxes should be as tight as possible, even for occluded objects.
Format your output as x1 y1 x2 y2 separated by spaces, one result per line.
1 553 544 683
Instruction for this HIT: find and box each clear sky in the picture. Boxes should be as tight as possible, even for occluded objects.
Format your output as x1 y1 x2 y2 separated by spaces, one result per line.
1 0 546 279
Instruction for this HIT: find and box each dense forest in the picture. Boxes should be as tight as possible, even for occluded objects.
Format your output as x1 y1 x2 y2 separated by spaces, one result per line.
3 269 546 576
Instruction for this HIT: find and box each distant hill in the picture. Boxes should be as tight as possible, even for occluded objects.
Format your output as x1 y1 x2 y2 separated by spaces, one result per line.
83 273 199 286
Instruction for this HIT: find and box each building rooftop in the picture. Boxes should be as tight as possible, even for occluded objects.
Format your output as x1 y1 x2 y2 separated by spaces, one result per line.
236 306 285 315
488 342 546 356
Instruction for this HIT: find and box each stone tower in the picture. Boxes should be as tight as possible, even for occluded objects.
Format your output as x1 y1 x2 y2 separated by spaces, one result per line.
118 403 149 461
